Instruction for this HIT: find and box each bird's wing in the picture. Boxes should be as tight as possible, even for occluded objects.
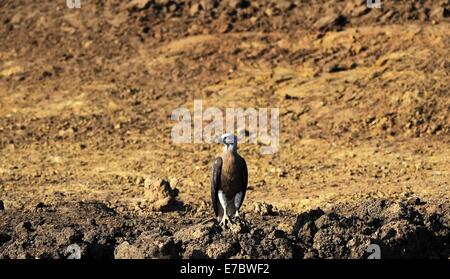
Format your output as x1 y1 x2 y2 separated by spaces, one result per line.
237 155 248 209
211 157 222 217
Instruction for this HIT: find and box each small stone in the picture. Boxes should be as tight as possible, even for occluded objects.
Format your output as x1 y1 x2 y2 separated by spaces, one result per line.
430 7 449 20
229 219 251 234
0 233 11 246
407 197 422 206
174 222 216 242
253 202 274 216
56 227 79 246
127 0 151 10
313 14 347 31
14 221 32 237
35 202 46 209
168 3 178 12
190 3 200 16
216 14 232 33
206 240 239 259
228 0 249 9
114 241 145 259
183 247 208 259
381 227 396 240
269 229 286 239
135 176 144 187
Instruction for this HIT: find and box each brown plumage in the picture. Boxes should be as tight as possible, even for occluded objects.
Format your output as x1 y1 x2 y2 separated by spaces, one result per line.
220 151 247 199
211 133 248 226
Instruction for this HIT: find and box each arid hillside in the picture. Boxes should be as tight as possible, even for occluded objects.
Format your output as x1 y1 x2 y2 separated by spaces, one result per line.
0 0 449 259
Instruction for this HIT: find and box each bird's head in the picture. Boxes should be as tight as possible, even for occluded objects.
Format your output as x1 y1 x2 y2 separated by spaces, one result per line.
218 133 238 152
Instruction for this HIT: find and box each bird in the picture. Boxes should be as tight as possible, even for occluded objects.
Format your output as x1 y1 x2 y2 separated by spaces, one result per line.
211 133 248 227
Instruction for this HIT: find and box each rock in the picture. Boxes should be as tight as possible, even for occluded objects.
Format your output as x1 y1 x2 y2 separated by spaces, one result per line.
346 235 371 258
190 3 201 17
407 197 422 206
155 0 169 5
200 0 218 11
56 227 81 246
114 241 145 259
58 128 74 137
296 221 317 244
293 208 325 234
167 2 178 12
313 228 347 258
115 232 181 259
174 222 217 242
249 228 265 243
315 213 341 230
277 221 294 235
303 249 317 259
379 220 441 258
83 229 97 243
135 176 144 187
430 7 449 20
206 240 240 259
228 0 250 9
258 237 294 259
276 0 294 11
380 227 396 240
182 246 208 259
253 202 274 216
14 222 32 238
267 229 287 239
229 219 251 234
127 0 151 10
0 233 12 246
343 1 369 17
215 14 232 33
312 14 347 31
137 232 181 259
35 202 47 209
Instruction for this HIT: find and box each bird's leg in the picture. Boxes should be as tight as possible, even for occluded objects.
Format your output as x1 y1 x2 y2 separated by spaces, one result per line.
233 191 243 219
218 191 232 227
234 210 240 219
219 214 231 227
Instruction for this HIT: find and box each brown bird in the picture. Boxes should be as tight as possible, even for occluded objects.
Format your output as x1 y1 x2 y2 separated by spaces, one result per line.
211 133 248 227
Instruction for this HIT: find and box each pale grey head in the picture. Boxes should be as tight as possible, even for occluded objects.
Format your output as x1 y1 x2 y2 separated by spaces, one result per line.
218 133 238 153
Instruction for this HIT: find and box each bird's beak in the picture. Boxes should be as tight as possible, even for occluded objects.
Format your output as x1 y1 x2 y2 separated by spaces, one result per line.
217 135 223 144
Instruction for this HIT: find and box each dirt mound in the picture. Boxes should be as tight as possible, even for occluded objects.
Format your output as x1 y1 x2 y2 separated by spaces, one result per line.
142 178 183 211
0 197 448 259
296 198 450 258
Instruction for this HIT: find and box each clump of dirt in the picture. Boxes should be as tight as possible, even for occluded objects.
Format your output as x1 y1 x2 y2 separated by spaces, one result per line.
253 202 275 216
142 178 183 212
115 231 182 259
0 197 448 259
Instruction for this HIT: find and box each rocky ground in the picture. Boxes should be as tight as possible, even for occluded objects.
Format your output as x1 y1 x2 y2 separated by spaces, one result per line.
1 188 449 259
0 0 449 258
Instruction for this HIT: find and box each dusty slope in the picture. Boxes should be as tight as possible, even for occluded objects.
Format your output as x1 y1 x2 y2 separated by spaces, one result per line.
0 0 449 258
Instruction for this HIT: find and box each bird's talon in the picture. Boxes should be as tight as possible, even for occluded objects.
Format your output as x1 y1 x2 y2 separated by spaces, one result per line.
219 216 233 228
